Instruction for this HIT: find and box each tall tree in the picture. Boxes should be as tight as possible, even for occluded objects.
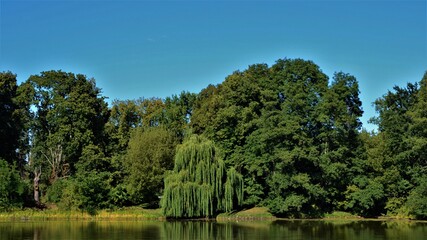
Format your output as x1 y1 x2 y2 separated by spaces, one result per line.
317 72 367 213
257 59 329 216
162 135 243 218
370 81 419 215
0 159 25 211
404 72 427 219
124 127 178 206
191 84 223 136
107 99 141 154
164 91 196 140
27 70 109 187
407 72 427 170
190 59 367 217
0 72 19 163
0 72 31 168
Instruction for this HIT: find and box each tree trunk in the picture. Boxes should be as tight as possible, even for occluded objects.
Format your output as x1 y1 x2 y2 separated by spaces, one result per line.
34 168 41 205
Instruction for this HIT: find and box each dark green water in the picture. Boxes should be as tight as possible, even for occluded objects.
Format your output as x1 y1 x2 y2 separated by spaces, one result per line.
1 220 426 240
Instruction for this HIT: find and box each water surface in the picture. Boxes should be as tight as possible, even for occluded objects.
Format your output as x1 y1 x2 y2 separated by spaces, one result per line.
1 219 426 240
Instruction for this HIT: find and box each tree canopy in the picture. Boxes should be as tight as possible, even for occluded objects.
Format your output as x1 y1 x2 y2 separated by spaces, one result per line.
1 60 426 219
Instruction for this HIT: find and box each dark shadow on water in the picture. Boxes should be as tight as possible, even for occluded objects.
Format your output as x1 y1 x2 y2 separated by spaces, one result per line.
1 219 426 240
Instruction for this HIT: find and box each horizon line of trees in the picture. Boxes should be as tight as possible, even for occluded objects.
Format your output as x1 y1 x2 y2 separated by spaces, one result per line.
1 58 426 219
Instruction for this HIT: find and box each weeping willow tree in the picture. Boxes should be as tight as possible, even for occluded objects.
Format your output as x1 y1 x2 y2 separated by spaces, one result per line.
161 135 243 218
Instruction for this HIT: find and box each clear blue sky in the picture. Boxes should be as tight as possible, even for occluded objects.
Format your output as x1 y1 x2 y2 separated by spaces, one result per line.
1 0 426 131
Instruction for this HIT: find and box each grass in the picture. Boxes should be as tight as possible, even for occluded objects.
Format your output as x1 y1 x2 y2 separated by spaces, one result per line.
5 207 416 222
323 211 360 219
217 207 276 221
218 209 365 221
0 207 164 221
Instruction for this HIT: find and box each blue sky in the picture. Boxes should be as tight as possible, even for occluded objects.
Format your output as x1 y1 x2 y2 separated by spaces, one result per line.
1 0 426 131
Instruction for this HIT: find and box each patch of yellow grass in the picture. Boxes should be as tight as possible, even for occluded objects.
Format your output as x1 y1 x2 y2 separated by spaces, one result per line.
217 207 275 221
0 207 164 221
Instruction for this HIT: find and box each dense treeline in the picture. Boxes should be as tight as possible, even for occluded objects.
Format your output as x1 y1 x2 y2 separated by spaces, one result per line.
0 58 426 219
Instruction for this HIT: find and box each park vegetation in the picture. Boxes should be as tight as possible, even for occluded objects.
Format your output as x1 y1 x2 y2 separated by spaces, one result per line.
1 58 426 219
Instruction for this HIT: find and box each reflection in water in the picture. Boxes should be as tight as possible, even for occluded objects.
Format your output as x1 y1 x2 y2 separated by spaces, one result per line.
33 227 40 240
0 219 426 240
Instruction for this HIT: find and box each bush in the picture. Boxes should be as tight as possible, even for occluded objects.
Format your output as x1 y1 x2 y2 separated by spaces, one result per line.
56 172 111 215
406 177 427 219
46 178 69 204
0 159 25 211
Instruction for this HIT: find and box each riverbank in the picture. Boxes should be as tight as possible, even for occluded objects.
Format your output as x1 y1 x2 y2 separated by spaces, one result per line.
216 207 276 221
0 207 164 221
1 207 421 222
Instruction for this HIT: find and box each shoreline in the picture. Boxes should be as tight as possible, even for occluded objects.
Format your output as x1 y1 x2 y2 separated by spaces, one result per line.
0 208 165 222
1 207 425 223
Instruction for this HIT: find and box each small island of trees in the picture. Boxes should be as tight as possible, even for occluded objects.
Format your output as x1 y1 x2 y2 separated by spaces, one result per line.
1 58 426 219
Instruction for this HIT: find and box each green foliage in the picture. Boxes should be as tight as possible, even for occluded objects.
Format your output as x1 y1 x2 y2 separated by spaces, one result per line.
162 135 243 218
109 184 130 207
191 59 365 217
74 172 111 215
0 72 31 168
343 176 385 217
164 91 196 139
406 176 427 219
45 178 68 204
402 74 427 220
0 159 25 211
56 173 110 215
107 99 141 153
56 179 79 211
191 84 222 135
76 144 110 173
1 63 425 219
368 72 427 217
28 70 109 183
124 127 177 207
0 72 20 164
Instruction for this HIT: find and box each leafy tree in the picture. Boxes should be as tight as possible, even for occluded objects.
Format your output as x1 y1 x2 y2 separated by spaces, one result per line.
0 72 31 169
0 72 20 164
164 91 196 139
370 81 420 214
190 59 369 217
191 64 270 206
138 97 166 127
76 144 111 174
124 127 178 207
406 72 427 172
107 99 141 153
74 171 111 215
367 71 427 217
402 72 427 219
191 84 222 135
106 95 194 155
25 70 109 207
56 172 110 215
0 159 25 211
406 176 427 219
316 72 366 211
258 59 329 217
28 71 109 180
162 135 243 218
190 60 343 216
105 94 195 208
45 178 69 204
343 176 384 217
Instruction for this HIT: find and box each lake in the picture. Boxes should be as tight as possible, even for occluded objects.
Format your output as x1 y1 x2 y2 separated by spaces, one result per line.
1 219 426 240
